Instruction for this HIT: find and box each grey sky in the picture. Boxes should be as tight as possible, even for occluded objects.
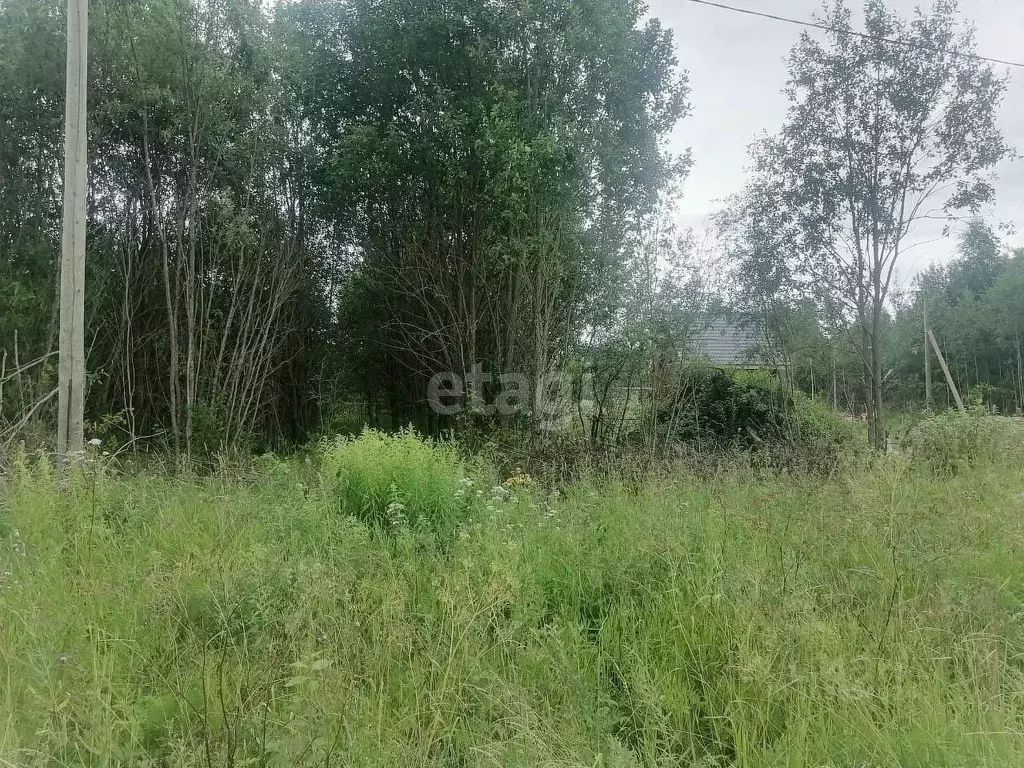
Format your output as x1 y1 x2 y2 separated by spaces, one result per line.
647 0 1024 282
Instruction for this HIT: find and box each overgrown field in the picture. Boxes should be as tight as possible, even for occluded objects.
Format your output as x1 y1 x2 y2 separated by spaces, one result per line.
3 426 1024 767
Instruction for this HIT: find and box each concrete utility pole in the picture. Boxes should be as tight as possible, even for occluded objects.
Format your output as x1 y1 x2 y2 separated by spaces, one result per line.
57 0 88 463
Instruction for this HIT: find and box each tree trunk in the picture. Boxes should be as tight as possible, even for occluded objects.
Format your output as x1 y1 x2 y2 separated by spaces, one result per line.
141 116 180 455
871 319 885 449
860 320 876 447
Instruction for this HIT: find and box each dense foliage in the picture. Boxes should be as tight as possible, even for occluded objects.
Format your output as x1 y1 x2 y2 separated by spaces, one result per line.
658 368 793 448
888 222 1024 414
0 0 688 454
321 428 468 540
1 0 1019 457
743 221 1024 418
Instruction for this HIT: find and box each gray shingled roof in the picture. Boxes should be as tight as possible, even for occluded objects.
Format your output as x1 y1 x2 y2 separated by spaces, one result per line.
689 319 764 367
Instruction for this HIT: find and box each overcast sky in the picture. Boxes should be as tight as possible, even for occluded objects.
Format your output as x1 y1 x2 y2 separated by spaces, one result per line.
646 0 1024 283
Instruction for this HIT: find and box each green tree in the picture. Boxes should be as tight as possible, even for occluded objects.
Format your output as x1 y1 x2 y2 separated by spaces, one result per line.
2 0 689 451
1 0 327 451
738 0 1010 447
283 0 689 432
886 220 1024 414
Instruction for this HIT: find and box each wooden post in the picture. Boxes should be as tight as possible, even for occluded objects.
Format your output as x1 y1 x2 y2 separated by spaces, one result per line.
923 298 933 412
927 329 966 414
832 343 838 411
57 0 88 463
1016 331 1023 416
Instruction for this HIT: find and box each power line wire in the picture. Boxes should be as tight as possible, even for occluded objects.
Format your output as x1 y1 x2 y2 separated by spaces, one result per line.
681 0 1024 70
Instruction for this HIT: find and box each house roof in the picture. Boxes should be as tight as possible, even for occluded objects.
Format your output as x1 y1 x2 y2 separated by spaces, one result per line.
690 319 764 367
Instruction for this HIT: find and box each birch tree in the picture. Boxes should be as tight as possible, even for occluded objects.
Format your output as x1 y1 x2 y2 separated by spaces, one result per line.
742 0 1010 446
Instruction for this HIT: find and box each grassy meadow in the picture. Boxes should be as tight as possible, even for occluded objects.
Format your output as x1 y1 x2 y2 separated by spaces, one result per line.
2 425 1024 767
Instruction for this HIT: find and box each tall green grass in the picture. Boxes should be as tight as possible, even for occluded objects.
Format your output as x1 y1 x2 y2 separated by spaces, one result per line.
902 410 1024 475
320 427 469 540
2 432 1024 766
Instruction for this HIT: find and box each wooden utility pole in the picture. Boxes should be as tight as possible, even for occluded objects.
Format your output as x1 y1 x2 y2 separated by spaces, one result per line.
57 0 88 463
927 329 966 414
832 343 838 411
1016 331 1023 415
923 298 933 412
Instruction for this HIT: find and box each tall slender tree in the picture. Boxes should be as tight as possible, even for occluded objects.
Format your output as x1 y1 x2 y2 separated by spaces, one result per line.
736 0 1010 446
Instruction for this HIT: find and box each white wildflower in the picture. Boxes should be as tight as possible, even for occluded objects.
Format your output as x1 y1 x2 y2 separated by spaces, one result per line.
385 500 408 527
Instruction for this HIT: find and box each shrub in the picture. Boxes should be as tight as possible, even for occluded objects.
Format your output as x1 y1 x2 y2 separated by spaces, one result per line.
658 366 793 449
780 393 865 473
320 427 467 539
656 368 862 474
904 409 1024 474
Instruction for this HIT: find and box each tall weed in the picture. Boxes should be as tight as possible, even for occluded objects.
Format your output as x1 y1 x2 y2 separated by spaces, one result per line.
320 427 468 539
904 409 1024 474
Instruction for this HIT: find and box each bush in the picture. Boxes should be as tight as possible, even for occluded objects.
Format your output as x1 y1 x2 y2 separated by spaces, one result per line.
656 368 862 474
904 409 1024 475
658 366 793 449
320 427 468 539
780 393 865 473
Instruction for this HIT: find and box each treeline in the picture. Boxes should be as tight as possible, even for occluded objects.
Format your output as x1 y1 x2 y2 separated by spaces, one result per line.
754 221 1024 418
890 222 1024 414
1 0 1019 456
0 0 693 454
2 0 325 452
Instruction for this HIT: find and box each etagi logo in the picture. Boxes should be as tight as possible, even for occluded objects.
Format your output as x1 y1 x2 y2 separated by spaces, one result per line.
427 365 570 416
